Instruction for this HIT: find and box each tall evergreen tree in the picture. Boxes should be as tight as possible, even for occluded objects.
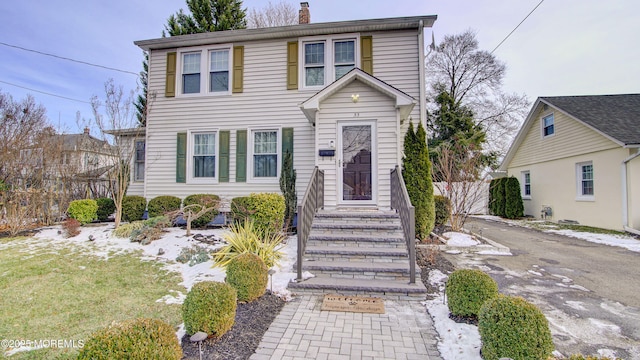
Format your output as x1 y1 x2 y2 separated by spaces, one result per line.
133 52 148 127
279 150 296 232
164 0 247 36
402 121 436 240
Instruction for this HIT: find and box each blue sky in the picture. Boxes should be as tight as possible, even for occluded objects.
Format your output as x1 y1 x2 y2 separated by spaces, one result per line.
1 0 638 133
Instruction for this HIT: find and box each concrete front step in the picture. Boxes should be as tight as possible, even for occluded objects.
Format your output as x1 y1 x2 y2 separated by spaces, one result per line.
301 260 419 281
304 246 409 263
307 234 406 249
287 277 427 300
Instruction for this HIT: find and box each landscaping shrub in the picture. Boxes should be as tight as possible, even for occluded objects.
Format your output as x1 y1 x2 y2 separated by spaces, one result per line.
213 220 285 269
183 193 220 228
478 295 554 360
147 195 181 218
62 218 81 238
446 269 498 318
67 199 98 225
113 221 145 238
230 193 285 235
95 197 116 222
493 178 507 217
122 195 146 222
77 318 182 360
176 245 211 266
434 195 451 226
504 176 524 219
182 281 237 337
279 150 297 231
130 216 170 245
226 252 268 302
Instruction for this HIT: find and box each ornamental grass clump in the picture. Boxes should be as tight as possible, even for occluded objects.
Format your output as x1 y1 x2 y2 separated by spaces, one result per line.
478 295 554 360
182 281 237 337
446 269 498 319
213 220 285 269
77 318 182 360
226 252 268 302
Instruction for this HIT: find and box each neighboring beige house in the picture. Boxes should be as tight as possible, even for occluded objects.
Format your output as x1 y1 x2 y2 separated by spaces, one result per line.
500 94 640 234
133 8 436 210
104 127 146 197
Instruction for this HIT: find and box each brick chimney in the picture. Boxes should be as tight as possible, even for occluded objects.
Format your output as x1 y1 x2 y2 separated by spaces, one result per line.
299 2 310 24
83 127 90 135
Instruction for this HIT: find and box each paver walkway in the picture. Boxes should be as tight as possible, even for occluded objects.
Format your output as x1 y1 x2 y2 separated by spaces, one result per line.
250 295 442 360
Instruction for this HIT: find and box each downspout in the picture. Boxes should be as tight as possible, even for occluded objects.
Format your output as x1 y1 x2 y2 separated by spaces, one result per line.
622 150 640 235
418 20 427 129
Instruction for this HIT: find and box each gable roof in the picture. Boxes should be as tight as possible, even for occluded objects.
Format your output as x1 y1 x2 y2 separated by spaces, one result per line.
135 15 437 51
500 94 640 170
299 68 416 124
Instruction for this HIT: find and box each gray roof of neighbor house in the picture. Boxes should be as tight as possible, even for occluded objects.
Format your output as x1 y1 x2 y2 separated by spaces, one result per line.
134 15 437 51
541 94 640 146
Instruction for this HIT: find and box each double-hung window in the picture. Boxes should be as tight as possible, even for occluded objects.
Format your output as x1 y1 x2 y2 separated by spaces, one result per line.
134 140 145 182
192 132 216 180
334 40 355 80
252 130 279 180
301 35 359 88
576 162 594 200
542 113 554 137
209 49 229 92
522 171 531 198
182 53 201 94
304 42 325 87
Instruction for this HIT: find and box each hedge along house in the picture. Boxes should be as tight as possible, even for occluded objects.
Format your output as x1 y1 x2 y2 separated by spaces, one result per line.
500 94 640 234
133 4 436 296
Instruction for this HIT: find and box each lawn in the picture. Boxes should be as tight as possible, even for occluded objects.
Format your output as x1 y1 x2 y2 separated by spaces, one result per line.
0 234 185 359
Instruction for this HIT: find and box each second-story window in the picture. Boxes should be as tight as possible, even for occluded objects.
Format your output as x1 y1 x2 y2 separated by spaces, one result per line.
182 53 201 94
334 40 355 80
209 50 229 92
304 42 325 87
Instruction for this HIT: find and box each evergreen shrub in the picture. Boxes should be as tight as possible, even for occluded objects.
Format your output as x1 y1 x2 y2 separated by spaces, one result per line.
183 193 220 228
95 197 116 222
226 252 268 302
122 195 146 222
434 195 451 226
67 199 98 225
147 195 181 218
504 177 524 219
478 295 554 360
77 318 182 360
446 269 498 318
182 281 237 337
230 193 285 235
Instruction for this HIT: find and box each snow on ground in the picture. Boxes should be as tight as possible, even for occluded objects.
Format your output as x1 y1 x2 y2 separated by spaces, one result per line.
442 232 479 247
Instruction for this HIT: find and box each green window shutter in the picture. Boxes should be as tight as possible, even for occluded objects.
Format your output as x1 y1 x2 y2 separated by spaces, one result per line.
236 130 247 182
232 46 244 93
176 132 186 183
282 127 294 165
286 41 298 90
219 130 230 182
360 36 373 75
166 52 177 97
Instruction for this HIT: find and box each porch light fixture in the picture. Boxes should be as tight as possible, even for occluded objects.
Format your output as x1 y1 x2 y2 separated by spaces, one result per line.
351 94 360 103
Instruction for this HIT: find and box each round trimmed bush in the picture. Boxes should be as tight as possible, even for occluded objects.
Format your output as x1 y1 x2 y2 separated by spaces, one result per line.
434 195 451 226
147 195 181 218
183 193 220 228
226 252 268 302
446 269 498 318
182 281 237 337
96 197 116 222
77 318 182 360
67 199 98 225
231 193 285 235
478 295 554 360
122 195 146 222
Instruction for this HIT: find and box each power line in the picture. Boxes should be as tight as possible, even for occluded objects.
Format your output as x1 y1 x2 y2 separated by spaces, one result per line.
491 0 545 54
0 79 92 105
0 41 139 76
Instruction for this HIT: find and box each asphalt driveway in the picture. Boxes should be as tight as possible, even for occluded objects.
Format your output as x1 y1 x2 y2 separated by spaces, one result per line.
443 217 640 359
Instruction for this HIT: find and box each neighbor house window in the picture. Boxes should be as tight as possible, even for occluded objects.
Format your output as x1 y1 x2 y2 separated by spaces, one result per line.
251 129 279 179
522 171 531 198
191 132 216 179
304 42 325 87
576 161 594 200
134 140 145 182
334 40 355 80
209 49 229 92
182 52 201 94
542 113 554 137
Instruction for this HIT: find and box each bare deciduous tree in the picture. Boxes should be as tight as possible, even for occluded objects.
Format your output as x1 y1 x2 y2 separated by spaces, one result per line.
247 1 297 28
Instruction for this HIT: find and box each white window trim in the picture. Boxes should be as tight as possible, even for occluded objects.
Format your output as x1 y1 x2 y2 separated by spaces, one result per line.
187 129 219 184
248 127 282 184
541 112 555 138
299 34 360 90
176 44 233 97
575 161 595 201
133 140 145 183
521 170 531 200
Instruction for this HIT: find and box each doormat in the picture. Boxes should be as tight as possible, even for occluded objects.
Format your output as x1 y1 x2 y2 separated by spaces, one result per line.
320 294 385 314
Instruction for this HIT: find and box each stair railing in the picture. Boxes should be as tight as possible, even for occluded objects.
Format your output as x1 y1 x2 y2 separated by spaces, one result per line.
297 166 324 282
390 165 416 284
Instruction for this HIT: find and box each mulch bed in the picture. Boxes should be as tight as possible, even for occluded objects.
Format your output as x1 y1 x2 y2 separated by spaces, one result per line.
180 291 285 360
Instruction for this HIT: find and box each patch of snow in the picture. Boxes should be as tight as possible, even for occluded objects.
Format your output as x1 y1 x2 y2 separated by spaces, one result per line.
588 318 621 335
476 249 511 255
598 348 618 358
546 229 640 253
569 284 590 292
527 270 543 276
445 250 462 255
443 232 480 246
565 301 587 311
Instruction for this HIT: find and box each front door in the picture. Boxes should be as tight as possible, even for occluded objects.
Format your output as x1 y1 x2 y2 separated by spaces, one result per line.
338 121 376 205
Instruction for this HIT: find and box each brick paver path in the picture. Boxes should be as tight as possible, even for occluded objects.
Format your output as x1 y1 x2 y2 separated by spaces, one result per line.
250 295 442 360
